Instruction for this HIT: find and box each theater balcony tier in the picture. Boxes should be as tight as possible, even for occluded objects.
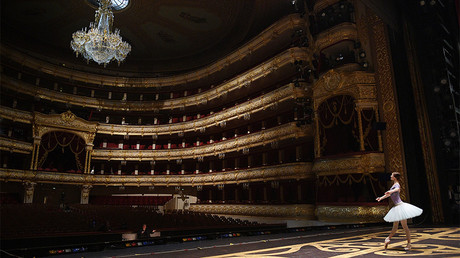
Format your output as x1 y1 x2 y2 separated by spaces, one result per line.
0 81 308 135
314 22 358 52
316 204 388 223
91 122 312 161
0 137 33 154
189 203 315 219
0 14 306 88
312 152 385 176
1 48 310 111
0 162 313 186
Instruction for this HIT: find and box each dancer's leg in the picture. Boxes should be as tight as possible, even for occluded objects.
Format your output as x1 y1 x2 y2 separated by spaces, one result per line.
400 219 411 250
385 221 399 248
389 221 399 239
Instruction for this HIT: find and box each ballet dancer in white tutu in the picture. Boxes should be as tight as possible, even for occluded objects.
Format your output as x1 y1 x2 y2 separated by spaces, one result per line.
376 172 423 250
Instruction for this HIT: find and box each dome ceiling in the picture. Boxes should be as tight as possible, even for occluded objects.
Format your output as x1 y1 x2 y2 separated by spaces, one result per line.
1 0 294 76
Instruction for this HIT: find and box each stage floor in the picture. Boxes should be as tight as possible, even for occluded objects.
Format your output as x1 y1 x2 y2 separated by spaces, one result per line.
59 226 459 257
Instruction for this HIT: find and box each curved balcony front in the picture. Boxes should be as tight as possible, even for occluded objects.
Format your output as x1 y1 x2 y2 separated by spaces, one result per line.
1 48 309 112
0 162 313 186
0 137 33 154
92 122 312 161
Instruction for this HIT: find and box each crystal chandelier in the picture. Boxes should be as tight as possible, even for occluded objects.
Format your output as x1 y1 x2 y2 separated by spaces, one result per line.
70 0 131 67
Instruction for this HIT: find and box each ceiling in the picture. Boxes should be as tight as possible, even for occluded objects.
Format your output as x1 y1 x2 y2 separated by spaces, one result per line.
1 0 295 77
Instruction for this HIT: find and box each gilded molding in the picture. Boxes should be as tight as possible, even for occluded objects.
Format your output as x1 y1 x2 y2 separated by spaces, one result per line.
2 48 308 111
312 152 385 176
0 14 305 88
34 111 98 144
314 23 358 51
189 204 316 218
370 14 407 200
97 84 306 135
0 107 32 124
0 137 33 154
0 162 313 186
312 70 376 109
316 204 388 223
92 122 313 160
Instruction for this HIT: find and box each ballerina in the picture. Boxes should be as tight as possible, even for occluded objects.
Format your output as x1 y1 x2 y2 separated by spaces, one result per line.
376 172 423 251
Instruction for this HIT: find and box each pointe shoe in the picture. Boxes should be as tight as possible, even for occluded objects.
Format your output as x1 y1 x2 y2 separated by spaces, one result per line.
384 237 390 249
404 244 411 251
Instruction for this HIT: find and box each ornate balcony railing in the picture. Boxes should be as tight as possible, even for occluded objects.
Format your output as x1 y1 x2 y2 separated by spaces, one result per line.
1 48 309 111
0 136 33 154
92 122 312 161
0 162 313 186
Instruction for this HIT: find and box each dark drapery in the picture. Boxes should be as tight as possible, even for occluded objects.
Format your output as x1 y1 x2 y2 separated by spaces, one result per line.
317 95 359 156
37 131 86 172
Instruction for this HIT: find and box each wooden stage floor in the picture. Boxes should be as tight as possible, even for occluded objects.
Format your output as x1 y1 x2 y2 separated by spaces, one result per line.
58 226 459 258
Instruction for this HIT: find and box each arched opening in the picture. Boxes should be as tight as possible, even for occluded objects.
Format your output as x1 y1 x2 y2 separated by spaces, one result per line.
37 131 86 173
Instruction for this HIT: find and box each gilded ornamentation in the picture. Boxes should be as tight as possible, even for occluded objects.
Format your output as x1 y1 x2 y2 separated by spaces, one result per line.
206 228 460 257
189 204 315 218
93 122 312 160
313 70 376 109
34 111 98 144
0 137 33 154
313 152 385 176
370 14 407 200
2 48 308 111
316 204 388 223
0 162 313 186
2 14 305 88
314 23 358 51
0 106 32 124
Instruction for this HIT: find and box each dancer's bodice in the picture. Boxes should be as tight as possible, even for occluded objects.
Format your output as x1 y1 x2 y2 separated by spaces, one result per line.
390 183 402 204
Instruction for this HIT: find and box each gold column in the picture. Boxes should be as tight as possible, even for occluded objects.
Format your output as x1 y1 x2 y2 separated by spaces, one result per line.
369 13 408 200
357 106 365 151
32 138 41 170
84 144 94 174
374 108 384 152
23 181 36 204
235 188 239 203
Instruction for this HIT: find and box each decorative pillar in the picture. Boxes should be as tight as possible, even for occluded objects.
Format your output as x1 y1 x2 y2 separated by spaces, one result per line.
248 187 253 202
314 110 321 157
234 158 239 169
23 181 36 204
31 137 41 170
356 106 365 151
262 152 268 165
80 184 92 204
374 108 384 151
84 144 94 174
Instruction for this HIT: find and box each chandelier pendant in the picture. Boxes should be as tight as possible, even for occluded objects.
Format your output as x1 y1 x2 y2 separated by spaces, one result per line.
70 0 131 67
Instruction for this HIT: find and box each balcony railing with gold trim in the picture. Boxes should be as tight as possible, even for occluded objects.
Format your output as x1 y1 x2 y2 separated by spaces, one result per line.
0 107 32 124
0 136 33 154
314 23 358 52
96 84 306 136
190 204 315 218
92 122 312 161
0 14 306 88
1 48 308 111
0 162 313 186
312 152 385 176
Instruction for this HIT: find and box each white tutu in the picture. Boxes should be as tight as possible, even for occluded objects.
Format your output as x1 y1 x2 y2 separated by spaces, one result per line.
384 202 423 222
